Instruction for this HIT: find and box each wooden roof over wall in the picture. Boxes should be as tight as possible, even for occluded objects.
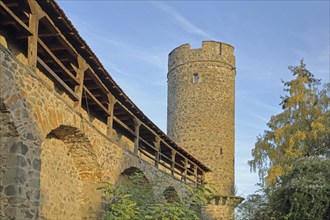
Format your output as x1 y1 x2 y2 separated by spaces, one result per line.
0 0 211 172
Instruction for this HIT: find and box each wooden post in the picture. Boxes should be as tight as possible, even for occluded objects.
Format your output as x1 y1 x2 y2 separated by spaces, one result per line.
133 118 141 155
153 136 161 168
74 55 88 111
202 171 205 184
183 158 188 183
27 0 45 70
107 94 116 137
194 165 198 186
171 149 176 176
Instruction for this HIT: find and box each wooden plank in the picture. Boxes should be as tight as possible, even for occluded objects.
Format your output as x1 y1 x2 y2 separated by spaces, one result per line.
38 38 79 85
186 176 195 183
139 148 156 162
159 162 172 171
83 86 109 115
39 33 60 38
0 1 33 36
42 14 78 57
37 57 79 101
85 66 110 96
140 137 158 152
159 153 172 163
113 116 135 135
175 162 185 170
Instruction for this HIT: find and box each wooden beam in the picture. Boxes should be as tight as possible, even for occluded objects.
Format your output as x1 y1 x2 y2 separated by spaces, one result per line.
47 44 66 52
115 115 132 121
28 13 39 71
133 118 141 155
83 86 109 115
39 33 60 38
42 14 78 57
37 57 79 101
84 66 110 96
154 136 161 168
74 55 88 111
171 150 176 176
44 57 70 63
107 93 116 137
183 157 188 183
38 38 79 85
113 116 135 136
194 165 198 186
27 0 46 70
6 2 20 8
0 1 33 36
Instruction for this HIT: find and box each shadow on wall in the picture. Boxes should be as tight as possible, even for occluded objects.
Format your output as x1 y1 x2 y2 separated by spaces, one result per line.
0 98 20 219
163 186 180 203
39 125 102 219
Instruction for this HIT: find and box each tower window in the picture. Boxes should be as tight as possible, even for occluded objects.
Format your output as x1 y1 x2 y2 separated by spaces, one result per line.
220 148 223 155
193 73 199 84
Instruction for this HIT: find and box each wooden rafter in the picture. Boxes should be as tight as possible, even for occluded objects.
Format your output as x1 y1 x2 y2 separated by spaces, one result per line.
0 1 33 36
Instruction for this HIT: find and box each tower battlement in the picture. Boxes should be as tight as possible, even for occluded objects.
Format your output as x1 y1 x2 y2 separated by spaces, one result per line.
168 41 235 74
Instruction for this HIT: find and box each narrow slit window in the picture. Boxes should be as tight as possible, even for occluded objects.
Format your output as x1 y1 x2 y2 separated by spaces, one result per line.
220 148 223 155
193 73 199 84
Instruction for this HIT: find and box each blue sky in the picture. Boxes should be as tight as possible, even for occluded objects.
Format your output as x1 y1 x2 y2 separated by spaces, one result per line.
57 1 329 197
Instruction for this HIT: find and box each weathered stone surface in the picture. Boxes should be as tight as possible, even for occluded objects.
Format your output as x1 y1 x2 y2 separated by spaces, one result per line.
4 185 16 196
0 37 191 219
9 142 28 155
168 41 240 219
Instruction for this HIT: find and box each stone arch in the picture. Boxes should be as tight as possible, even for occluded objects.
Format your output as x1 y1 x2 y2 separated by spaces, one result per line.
115 166 155 209
117 156 155 184
39 125 102 219
117 166 151 186
163 186 180 203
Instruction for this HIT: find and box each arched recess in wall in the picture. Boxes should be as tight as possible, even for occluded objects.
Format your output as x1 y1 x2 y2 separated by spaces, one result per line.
39 125 102 220
115 167 155 208
163 186 180 203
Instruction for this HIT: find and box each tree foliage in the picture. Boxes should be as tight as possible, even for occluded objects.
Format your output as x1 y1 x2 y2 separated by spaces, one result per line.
239 61 330 219
237 157 330 220
98 172 216 220
248 60 330 186
269 157 330 220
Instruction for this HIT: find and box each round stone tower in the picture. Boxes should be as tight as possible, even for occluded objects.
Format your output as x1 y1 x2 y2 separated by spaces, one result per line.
167 41 240 219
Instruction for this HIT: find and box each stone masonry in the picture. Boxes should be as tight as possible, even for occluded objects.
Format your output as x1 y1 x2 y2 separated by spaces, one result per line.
0 39 189 219
0 1 242 219
168 41 242 219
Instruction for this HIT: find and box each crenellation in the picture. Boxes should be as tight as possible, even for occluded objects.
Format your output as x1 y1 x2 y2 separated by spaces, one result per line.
168 41 235 75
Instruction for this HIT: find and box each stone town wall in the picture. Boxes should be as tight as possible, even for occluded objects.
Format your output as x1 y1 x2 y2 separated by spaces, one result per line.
0 38 188 219
167 41 237 219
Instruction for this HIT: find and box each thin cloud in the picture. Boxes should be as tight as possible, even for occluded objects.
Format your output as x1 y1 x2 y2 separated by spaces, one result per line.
152 1 216 39
82 30 167 71
68 17 167 72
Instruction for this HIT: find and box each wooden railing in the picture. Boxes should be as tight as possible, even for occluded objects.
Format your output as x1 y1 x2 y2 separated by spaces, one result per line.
0 0 208 186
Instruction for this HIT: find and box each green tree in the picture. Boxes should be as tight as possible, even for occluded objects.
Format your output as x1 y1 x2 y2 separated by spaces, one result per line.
236 192 274 220
269 157 330 220
248 60 330 186
237 157 330 220
98 173 216 220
